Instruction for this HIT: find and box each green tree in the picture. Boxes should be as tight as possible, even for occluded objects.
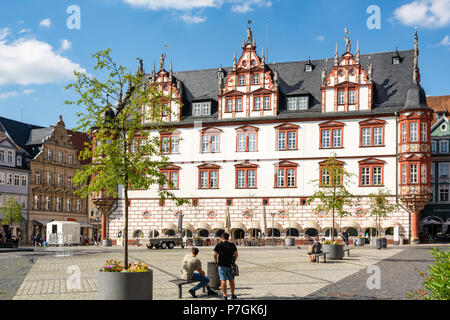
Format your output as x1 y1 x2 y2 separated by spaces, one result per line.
408 247 450 300
307 155 355 242
65 49 186 268
367 189 398 238
0 198 23 227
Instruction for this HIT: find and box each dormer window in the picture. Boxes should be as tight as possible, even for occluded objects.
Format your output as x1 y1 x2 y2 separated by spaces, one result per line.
17 156 22 166
305 64 312 72
193 101 211 116
239 75 245 86
393 57 400 65
287 96 308 111
252 74 259 84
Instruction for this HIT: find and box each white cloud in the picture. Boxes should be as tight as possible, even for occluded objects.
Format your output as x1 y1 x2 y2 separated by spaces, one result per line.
0 28 11 41
123 0 273 22
316 35 325 41
18 28 31 34
39 18 51 28
231 0 272 13
393 0 450 28
60 39 72 51
0 89 34 100
123 0 219 10
180 13 207 24
0 37 85 86
436 34 450 46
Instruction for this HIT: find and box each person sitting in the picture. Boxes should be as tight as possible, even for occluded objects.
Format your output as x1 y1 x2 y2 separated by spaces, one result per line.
308 237 322 262
180 247 217 298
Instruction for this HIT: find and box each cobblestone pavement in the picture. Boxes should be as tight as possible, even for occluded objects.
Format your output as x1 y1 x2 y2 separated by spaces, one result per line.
0 252 34 300
6 244 415 300
306 245 450 300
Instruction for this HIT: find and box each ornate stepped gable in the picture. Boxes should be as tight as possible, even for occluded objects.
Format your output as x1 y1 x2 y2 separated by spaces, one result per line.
141 27 417 124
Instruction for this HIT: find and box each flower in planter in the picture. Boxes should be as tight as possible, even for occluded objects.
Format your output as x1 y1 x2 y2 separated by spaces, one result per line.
323 240 332 245
101 259 149 272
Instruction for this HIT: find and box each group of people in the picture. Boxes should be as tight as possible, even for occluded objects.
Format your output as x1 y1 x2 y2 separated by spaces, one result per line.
181 232 238 300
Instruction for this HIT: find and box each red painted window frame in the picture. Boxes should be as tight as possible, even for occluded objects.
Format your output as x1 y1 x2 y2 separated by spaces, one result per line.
160 131 180 154
359 119 386 147
358 158 385 187
253 94 271 111
275 123 299 151
319 159 344 187
274 161 298 188
200 128 222 153
160 165 180 190
235 162 258 189
319 121 344 149
235 125 259 152
198 164 220 189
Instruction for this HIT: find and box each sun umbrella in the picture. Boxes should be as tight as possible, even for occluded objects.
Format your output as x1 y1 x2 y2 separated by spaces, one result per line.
177 211 183 235
261 206 268 236
225 206 231 234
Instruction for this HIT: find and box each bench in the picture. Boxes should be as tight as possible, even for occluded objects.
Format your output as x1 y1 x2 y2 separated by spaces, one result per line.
169 279 206 299
344 248 352 257
314 252 327 263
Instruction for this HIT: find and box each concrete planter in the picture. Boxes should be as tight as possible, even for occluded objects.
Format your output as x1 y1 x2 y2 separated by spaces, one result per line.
354 238 365 246
322 244 344 260
102 240 112 247
372 238 387 249
284 238 295 246
98 270 153 300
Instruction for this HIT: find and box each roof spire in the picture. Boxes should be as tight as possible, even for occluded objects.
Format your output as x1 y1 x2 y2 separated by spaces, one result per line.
334 42 338 66
356 40 360 63
413 29 420 84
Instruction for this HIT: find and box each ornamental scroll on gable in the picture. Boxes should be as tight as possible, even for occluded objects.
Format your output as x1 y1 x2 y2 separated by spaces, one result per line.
321 38 373 113
218 26 279 120
143 56 183 123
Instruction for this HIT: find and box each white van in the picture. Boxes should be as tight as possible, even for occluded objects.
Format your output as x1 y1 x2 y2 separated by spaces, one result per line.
46 221 81 245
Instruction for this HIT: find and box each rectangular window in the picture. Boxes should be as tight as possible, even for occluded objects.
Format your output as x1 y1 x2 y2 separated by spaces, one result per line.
200 171 208 189
35 196 41 210
278 132 286 150
432 141 436 153
46 196 51 210
7 174 12 185
247 170 255 188
201 135 209 153
239 75 245 86
7 151 13 163
402 124 407 142
47 172 52 185
47 149 52 161
287 169 296 187
287 97 308 111
421 164 427 184
67 199 72 212
439 186 449 202
348 90 355 104
226 99 233 112
410 122 418 142
171 137 179 153
0 150 4 162
439 163 449 178
14 174 20 186
288 131 296 150
161 170 179 189
263 97 270 110
236 98 242 112
332 129 342 147
252 74 259 84
193 102 211 116
237 170 246 188
161 136 170 154
338 91 345 104
237 134 246 152
373 167 382 185
276 169 285 187
362 128 371 146
36 172 41 184
421 123 427 142
211 135 219 152
321 168 330 186
57 197 62 211
130 139 137 154
248 133 256 151
431 163 435 181
254 97 261 110
287 97 297 111
236 169 256 189
361 167 370 186
374 127 383 146
0 172 4 184
410 164 418 184
402 165 407 184
440 140 448 153
68 155 73 165
17 156 22 166
209 171 218 188
322 130 330 148
58 152 62 163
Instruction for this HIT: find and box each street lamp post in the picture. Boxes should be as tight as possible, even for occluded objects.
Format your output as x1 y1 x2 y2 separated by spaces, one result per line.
270 212 275 246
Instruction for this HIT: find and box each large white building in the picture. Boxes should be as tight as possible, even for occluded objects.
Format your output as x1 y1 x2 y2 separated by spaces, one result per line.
106 28 432 244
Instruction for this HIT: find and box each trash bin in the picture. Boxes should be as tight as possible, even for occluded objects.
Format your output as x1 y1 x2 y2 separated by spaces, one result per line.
207 262 220 290
381 238 387 248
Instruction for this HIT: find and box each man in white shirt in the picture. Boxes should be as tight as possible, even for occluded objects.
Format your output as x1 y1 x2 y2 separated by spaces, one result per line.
181 247 217 298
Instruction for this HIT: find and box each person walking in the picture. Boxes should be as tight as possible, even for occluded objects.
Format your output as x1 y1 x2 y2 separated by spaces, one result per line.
341 231 349 246
180 247 217 298
213 232 238 300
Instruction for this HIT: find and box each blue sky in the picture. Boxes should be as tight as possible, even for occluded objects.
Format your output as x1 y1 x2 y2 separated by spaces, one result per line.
0 0 449 129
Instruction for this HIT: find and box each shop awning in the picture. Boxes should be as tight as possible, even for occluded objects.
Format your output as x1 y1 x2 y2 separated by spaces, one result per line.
32 220 52 225
79 223 94 228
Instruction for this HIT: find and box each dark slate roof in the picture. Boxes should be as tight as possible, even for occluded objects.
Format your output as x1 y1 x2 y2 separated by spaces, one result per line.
26 127 53 146
68 130 91 165
402 83 432 111
154 49 419 122
0 117 44 155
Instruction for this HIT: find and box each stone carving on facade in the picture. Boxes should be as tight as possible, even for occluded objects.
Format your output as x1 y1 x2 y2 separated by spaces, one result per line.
246 26 253 44
159 53 166 70
344 36 351 53
334 42 338 66
137 57 144 74
176 79 182 95
367 63 373 83
273 70 279 89
321 67 327 86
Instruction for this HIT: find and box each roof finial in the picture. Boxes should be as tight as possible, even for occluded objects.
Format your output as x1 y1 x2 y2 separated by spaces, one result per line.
136 57 144 74
413 29 420 84
334 42 338 66
261 47 265 65
233 51 237 70
246 26 253 44
356 40 360 63
170 60 173 78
